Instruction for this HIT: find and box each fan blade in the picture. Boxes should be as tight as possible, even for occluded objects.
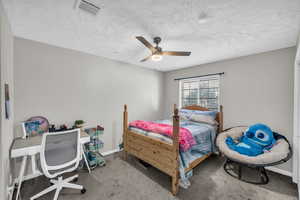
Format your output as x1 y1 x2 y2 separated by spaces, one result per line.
140 55 152 62
162 51 191 56
136 36 156 53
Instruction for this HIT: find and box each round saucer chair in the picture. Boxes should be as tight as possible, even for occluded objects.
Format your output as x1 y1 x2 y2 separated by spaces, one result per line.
216 127 292 184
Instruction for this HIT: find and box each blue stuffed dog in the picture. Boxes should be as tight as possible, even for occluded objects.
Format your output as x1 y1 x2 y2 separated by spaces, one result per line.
226 124 276 156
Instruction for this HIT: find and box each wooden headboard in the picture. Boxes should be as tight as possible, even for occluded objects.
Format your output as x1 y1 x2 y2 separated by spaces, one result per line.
181 105 223 133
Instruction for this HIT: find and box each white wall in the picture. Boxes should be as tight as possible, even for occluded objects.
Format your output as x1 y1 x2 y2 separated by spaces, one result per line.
14 37 164 152
0 1 14 199
164 47 296 173
13 37 297 174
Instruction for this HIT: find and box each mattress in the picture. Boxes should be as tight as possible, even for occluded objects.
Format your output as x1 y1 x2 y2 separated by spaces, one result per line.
128 119 217 169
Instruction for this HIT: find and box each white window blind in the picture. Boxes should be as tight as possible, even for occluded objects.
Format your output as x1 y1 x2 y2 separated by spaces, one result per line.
179 75 220 110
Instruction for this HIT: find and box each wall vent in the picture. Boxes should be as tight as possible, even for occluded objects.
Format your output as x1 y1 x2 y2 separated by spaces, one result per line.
78 0 100 15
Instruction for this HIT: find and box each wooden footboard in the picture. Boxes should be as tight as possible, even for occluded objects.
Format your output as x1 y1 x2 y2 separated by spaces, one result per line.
123 104 223 195
123 105 180 195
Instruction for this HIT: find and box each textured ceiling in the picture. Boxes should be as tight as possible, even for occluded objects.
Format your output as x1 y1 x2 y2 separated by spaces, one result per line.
3 0 300 71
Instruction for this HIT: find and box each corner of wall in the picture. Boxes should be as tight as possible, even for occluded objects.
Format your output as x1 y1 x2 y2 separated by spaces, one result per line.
0 1 15 199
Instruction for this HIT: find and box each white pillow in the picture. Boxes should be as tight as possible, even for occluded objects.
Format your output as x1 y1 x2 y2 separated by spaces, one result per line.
189 114 218 125
179 109 193 120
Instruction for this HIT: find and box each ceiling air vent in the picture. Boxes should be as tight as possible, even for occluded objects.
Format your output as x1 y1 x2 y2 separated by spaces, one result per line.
78 0 100 15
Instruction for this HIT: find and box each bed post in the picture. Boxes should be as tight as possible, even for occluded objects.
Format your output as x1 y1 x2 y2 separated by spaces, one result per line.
219 105 223 133
172 104 180 195
123 104 128 159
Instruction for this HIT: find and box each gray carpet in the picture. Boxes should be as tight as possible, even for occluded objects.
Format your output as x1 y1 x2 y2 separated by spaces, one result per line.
18 153 297 200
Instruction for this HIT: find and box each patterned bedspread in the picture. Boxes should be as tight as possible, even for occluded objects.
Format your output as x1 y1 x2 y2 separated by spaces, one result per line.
129 120 196 151
129 119 217 188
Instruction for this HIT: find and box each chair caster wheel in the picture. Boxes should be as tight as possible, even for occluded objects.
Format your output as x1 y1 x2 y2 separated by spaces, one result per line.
73 177 78 182
81 188 86 194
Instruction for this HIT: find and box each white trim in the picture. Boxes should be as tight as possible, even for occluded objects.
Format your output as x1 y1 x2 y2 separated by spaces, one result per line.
178 74 221 109
101 149 121 156
293 36 300 183
266 166 292 177
178 80 182 108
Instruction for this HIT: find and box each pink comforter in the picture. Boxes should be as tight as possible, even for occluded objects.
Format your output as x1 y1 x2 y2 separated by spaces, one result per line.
129 120 196 151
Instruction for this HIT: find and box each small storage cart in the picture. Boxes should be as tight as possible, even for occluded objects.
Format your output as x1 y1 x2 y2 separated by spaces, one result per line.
84 125 106 170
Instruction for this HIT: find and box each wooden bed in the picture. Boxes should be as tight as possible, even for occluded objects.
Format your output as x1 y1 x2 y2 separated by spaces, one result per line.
123 104 223 195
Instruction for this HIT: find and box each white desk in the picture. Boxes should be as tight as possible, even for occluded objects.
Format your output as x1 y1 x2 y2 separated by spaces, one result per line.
11 131 90 200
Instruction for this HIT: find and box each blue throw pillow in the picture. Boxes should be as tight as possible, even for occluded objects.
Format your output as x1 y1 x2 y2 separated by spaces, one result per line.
192 110 218 119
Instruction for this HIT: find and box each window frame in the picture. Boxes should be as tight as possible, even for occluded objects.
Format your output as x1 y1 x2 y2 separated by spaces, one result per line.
179 75 221 111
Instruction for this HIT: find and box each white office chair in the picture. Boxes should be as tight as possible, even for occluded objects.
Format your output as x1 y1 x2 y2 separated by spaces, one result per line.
31 129 86 200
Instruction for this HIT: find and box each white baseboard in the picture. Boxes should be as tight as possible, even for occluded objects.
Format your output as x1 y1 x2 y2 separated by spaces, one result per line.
101 148 121 156
266 166 292 177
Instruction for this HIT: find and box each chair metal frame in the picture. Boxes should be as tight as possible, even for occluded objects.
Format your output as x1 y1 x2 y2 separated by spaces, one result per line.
222 131 292 185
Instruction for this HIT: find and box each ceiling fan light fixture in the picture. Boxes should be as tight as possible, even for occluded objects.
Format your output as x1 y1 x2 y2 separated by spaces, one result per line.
136 36 191 62
151 54 163 62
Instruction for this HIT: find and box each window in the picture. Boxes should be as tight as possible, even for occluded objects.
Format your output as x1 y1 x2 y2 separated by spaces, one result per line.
180 76 220 111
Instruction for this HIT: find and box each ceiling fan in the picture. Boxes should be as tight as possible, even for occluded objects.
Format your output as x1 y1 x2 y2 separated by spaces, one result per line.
136 36 191 62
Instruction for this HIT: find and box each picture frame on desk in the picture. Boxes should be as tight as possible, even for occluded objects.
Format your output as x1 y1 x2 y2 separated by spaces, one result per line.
21 120 42 138
21 116 49 138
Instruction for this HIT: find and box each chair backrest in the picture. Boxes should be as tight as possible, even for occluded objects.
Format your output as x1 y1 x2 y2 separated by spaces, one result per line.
40 129 81 178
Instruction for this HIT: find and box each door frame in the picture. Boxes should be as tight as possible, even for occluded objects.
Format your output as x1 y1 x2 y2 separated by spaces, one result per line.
293 37 300 185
